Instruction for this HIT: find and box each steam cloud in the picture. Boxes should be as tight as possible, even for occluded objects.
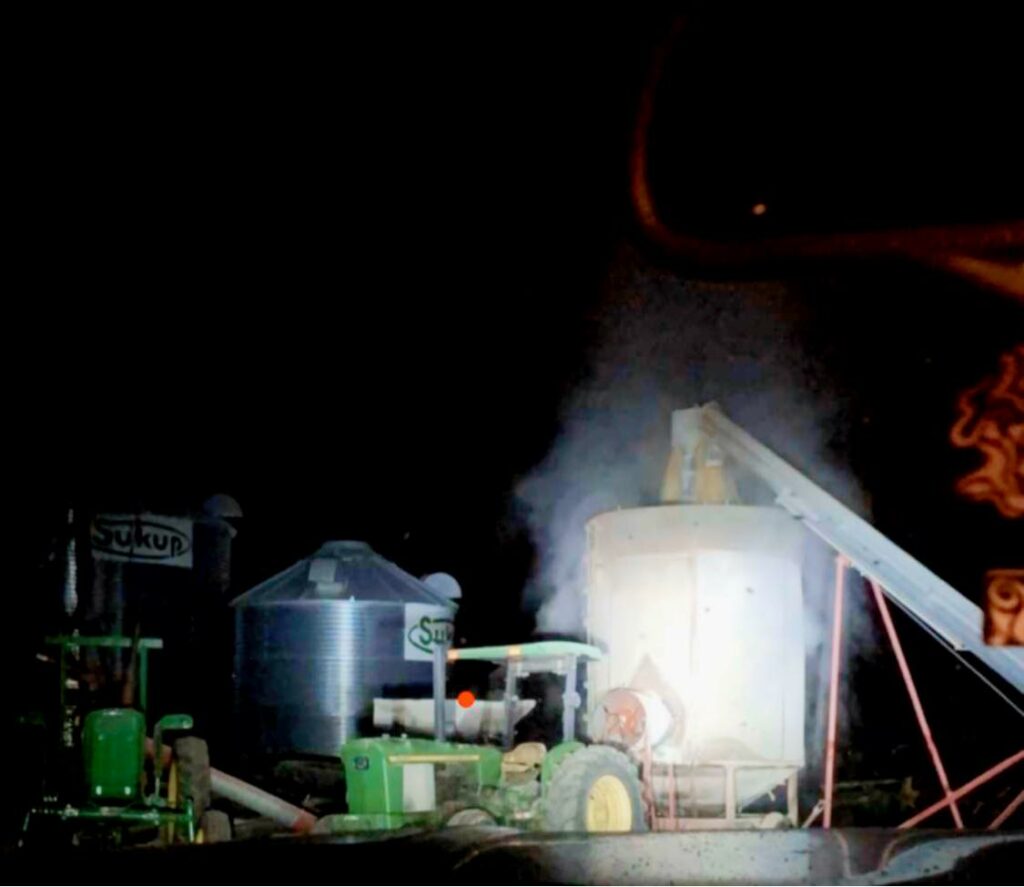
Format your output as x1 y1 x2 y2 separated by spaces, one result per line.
515 246 869 637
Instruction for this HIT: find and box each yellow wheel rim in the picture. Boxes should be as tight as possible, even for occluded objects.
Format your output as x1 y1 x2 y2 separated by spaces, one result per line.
164 760 179 844
585 774 633 831
168 760 178 805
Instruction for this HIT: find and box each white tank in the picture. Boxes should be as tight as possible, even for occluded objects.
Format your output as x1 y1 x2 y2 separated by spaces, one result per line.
585 505 805 807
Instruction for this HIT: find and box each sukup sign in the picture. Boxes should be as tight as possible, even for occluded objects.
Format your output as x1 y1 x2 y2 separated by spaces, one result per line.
403 603 454 661
91 514 193 569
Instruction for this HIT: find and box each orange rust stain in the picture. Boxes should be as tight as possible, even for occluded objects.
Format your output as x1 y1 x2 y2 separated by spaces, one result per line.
950 345 1024 518
985 569 1024 646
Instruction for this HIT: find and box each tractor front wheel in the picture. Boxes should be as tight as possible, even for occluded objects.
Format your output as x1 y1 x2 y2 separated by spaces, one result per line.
442 805 498 827
542 745 646 833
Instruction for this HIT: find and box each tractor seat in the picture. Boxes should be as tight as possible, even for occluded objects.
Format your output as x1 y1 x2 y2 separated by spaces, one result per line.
501 742 546 779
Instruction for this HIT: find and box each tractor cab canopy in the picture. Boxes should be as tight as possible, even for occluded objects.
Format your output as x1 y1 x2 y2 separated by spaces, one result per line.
447 642 601 744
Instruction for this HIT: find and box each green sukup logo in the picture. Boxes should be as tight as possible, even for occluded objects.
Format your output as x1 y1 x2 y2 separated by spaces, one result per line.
408 615 454 654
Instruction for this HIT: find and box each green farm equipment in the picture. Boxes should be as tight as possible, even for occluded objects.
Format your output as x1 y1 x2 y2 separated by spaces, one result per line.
21 635 227 847
320 641 646 834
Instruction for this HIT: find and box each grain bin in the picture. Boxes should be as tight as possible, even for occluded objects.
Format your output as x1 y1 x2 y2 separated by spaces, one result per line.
232 541 456 758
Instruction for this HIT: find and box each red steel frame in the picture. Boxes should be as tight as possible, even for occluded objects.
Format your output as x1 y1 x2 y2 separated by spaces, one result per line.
868 579 964 827
818 558 1022 830
989 787 1024 830
899 749 1024 829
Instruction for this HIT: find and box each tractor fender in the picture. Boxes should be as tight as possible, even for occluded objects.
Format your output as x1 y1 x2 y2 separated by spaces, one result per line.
541 741 585 788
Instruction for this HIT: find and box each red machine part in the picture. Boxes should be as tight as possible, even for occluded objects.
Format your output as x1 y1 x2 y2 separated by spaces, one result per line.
594 688 649 748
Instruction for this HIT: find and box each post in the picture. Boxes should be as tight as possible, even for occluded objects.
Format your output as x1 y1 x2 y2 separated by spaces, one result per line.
562 655 579 742
787 770 799 827
433 639 448 742
724 764 737 823
823 555 848 828
153 719 165 798
504 660 518 750
869 580 963 828
139 647 149 715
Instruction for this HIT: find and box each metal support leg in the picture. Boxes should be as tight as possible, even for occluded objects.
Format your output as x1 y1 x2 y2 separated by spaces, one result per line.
504 661 518 750
787 770 799 827
869 580 963 828
433 641 448 742
803 799 824 828
562 655 578 742
823 555 848 829
724 764 737 824
900 749 1024 828
989 788 1024 830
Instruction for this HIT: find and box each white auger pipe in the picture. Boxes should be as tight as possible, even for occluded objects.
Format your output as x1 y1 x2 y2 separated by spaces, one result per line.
211 768 317 833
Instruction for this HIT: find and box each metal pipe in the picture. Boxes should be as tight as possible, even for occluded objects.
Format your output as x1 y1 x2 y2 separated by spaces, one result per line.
210 768 316 833
433 640 447 742
562 655 578 742
899 749 1024 829
869 580 964 828
504 661 518 751
145 737 173 768
988 788 1024 830
823 555 848 828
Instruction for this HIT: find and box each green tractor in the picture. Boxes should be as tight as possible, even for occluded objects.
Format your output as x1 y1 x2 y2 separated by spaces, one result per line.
21 635 229 847
320 641 646 834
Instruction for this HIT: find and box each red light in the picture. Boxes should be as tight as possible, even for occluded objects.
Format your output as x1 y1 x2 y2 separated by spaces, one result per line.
456 690 476 709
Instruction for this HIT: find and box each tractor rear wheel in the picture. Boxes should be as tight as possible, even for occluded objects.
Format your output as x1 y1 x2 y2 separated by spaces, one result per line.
172 737 212 822
543 745 646 833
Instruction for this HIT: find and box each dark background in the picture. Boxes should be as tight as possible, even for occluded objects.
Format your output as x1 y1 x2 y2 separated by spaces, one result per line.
6 4 1023 831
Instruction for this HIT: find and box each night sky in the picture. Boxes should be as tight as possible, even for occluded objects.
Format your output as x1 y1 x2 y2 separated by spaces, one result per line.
8 5 1023 828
